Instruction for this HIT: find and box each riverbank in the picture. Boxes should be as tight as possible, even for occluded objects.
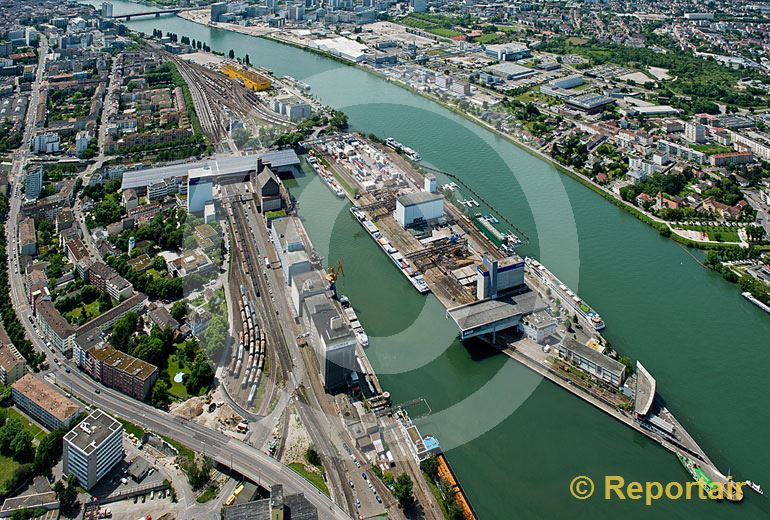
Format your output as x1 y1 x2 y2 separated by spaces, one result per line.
306 130 744 502
174 12 751 255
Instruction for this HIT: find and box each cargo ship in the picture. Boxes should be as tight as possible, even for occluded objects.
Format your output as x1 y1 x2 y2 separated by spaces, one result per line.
677 453 721 499
307 154 346 197
525 258 605 330
340 296 370 348
385 137 421 161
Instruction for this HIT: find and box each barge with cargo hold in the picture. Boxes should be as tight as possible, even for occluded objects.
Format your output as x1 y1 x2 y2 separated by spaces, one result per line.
350 206 430 294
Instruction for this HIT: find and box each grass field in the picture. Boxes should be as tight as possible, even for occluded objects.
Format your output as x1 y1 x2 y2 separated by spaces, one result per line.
689 143 735 155
167 354 190 399
289 463 329 496
676 224 741 242
6 407 47 441
63 299 101 324
0 455 20 494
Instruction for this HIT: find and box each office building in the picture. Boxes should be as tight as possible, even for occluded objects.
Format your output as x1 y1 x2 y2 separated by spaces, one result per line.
12 374 81 430
272 95 312 122
101 2 113 18
518 311 558 344
394 191 444 228
63 409 123 490
187 167 214 214
24 165 42 200
211 2 227 22
557 339 626 387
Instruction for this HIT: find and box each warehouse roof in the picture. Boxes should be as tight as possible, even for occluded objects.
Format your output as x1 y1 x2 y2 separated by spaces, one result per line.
396 191 443 207
120 150 299 190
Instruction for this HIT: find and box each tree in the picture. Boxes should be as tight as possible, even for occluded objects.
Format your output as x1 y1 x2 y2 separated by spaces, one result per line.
185 355 214 396
171 301 188 323
33 430 65 476
110 312 138 351
151 379 172 409
393 473 414 508
244 54 250 65
421 455 439 480
228 49 235 59
54 475 79 516
10 429 33 463
306 447 321 467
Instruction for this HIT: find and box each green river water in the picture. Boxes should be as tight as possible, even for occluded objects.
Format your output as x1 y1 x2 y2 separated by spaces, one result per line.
88 3 770 518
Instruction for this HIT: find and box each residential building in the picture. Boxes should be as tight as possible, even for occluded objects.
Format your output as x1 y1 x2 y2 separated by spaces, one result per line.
684 123 706 144
710 151 754 167
32 133 60 154
63 409 123 490
80 344 158 401
0 343 25 386
24 165 42 200
35 299 76 354
12 374 82 430
18 217 36 256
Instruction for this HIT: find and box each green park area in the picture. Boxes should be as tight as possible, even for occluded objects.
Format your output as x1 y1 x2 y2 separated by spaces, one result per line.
676 224 741 243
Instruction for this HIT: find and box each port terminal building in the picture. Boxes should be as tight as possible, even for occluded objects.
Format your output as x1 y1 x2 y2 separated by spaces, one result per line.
119 151 299 208
448 289 546 341
448 255 541 340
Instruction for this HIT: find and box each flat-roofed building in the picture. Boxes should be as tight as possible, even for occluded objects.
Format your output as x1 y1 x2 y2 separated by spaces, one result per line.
304 293 355 391
566 93 616 114
82 344 158 401
394 191 444 228
518 310 557 344
557 338 626 387
271 217 311 285
12 374 82 430
63 409 123 489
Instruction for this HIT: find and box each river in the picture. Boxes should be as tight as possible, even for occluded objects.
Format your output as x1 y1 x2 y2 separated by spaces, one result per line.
86 2 770 518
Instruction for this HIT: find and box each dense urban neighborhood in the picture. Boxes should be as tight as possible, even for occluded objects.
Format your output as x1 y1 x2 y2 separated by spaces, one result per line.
0 0 768 519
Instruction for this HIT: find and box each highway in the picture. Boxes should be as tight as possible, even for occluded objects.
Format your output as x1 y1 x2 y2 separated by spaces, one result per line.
2 37 354 520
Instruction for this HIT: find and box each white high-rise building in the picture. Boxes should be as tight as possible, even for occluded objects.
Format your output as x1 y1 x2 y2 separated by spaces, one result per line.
63 409 124 490
101 2 113 18
24 166 43 200
684 122 706 144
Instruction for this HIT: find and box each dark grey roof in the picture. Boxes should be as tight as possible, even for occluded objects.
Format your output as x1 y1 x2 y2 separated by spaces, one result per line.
561 338 625 376
448 290 545 332
396 191 443 207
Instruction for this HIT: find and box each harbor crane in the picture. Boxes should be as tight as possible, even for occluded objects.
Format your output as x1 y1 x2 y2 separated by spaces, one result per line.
326 259 345 295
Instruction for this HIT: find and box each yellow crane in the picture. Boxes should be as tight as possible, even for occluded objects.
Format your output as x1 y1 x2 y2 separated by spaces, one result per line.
326 259 344 285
